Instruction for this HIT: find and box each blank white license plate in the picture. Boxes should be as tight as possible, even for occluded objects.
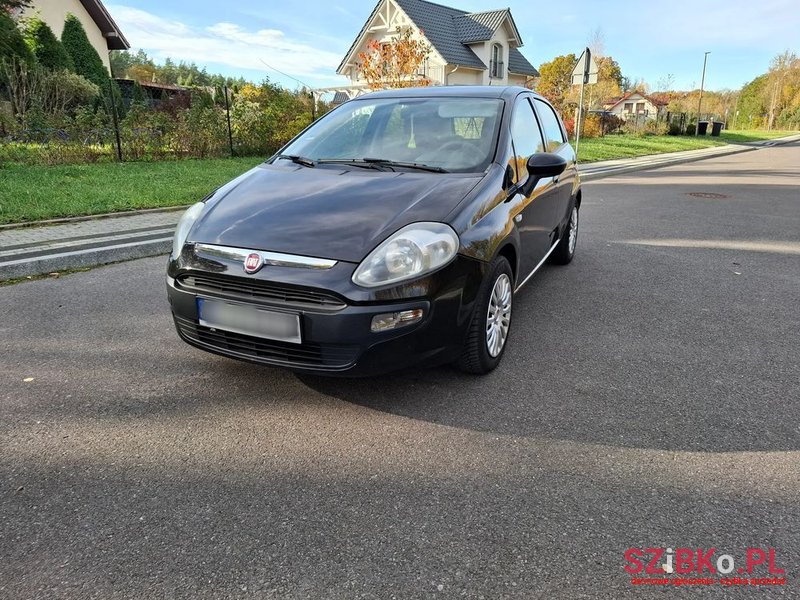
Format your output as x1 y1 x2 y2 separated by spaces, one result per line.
197 298 301 344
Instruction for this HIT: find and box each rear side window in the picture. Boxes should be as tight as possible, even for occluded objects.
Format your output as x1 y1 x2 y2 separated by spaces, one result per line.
509 97 545 183
534 99 566 152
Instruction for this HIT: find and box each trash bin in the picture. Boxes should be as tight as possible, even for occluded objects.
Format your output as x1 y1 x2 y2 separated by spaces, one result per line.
711 121 724 137
697 121 709 135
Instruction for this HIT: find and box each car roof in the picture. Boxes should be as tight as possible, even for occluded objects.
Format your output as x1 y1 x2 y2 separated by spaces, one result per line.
357 85 541 103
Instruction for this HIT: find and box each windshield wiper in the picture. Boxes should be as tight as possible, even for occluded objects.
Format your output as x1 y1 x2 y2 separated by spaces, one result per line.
274 154 316 168
362 158 449 173
316 159 387 171
317 158 449 173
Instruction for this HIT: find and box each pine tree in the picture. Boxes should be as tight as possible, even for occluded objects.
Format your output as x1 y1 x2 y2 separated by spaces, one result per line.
21 16 73 71
61 13 108 88
1 11 35 65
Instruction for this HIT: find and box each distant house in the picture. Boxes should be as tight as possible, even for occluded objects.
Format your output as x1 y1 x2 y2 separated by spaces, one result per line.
604 91 667 121
18 0 129 72
329 0 539 99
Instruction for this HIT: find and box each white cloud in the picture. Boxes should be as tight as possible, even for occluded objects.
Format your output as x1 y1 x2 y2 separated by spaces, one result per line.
107 5 345 84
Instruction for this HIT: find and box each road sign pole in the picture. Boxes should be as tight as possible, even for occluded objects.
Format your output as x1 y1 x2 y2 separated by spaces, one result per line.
576 76 585 155
574 48 590 157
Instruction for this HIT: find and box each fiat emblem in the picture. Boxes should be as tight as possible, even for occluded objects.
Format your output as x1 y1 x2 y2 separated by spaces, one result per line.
243 252 263 274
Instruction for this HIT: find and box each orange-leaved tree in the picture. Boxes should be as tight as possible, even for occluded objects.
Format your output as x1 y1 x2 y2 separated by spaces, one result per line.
357 27 431 89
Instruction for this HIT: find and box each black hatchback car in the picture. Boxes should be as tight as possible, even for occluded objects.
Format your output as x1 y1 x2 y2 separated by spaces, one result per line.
167 86 581 376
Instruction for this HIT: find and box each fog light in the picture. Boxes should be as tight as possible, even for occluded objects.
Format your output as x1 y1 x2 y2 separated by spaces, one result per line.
371 309 425 332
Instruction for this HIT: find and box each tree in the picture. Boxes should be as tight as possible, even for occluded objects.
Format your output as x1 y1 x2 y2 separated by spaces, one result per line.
21 16 73 71
0 0 30 10
131 80 146 105
61 13 108 88
536 53 577 114
766 51 799 130
357 27 431 89
0 10 34 65
588 56 623 108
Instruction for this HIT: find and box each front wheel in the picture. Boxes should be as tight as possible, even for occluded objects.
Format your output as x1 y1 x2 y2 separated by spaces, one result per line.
550 204 579 265
457 256 514 375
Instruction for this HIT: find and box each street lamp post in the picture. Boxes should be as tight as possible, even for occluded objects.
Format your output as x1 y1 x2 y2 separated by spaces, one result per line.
695 52 711 136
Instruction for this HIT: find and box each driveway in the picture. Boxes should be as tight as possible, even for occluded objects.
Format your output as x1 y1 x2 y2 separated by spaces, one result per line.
1 142 798 598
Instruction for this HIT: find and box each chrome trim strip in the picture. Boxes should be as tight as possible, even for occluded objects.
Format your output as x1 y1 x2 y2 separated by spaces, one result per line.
514 238 560 293
194 243 338 270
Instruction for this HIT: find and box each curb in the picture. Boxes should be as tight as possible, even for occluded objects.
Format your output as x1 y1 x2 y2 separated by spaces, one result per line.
578 145 755 182
0 237 171 280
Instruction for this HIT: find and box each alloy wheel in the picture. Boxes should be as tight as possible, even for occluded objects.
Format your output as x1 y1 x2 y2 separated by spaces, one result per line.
486 273 512 358
568 207 579 255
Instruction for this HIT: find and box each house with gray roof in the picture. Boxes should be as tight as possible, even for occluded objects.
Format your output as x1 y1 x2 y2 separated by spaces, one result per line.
336 0 539 90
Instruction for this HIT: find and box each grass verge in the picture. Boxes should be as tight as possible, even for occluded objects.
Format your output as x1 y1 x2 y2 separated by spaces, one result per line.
0 157 263 224
577 129 796 162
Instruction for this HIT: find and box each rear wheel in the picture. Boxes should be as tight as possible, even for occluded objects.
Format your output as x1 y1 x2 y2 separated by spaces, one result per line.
550 204 579 265
457 256 514 375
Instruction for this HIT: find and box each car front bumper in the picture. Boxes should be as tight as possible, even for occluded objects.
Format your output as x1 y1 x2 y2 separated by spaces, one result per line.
167 244 487 376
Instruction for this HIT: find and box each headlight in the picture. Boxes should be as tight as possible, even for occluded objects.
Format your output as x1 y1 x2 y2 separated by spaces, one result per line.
171 202 205 258
352 222 459 288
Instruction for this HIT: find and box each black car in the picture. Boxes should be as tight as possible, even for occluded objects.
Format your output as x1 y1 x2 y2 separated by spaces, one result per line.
167 86 581 376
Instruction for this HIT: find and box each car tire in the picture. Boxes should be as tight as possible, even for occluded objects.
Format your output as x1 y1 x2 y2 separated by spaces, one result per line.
457 256 514 375
550 203 579 265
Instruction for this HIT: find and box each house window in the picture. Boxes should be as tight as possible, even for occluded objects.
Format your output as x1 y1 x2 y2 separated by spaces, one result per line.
624 103 633 113
491 44 504 78
636 102 645 113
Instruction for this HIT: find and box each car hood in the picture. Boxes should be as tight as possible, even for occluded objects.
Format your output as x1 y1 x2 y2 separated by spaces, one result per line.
189 164 483 263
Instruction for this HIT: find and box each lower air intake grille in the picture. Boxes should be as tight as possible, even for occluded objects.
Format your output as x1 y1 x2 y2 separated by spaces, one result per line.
174 315 358 369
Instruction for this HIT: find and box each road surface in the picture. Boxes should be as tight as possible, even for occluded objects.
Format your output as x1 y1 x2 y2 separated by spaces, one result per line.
1 142 798 598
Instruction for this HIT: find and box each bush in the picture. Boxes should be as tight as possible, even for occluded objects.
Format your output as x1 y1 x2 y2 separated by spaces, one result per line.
623 118 668 137
231 99 271 155
642 120 668 136
0 58 99 126
21 16 73 71
62 14 109 88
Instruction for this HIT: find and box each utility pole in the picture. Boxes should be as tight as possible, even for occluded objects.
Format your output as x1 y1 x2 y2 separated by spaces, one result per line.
695 52 710 136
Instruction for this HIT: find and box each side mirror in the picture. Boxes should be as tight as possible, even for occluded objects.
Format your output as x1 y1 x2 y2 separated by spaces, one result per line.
518 153 567 197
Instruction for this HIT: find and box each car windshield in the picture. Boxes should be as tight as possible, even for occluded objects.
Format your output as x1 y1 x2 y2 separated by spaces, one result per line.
278 97 504 173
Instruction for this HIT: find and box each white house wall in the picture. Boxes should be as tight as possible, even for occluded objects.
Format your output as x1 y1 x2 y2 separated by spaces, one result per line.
446 68 483 85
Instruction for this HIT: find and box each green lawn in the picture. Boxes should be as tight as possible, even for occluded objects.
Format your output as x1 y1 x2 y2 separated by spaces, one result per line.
577 129 797 162
0 157 264 224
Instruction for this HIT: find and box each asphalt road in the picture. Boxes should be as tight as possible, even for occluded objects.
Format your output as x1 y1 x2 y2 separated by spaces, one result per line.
1 143 798 599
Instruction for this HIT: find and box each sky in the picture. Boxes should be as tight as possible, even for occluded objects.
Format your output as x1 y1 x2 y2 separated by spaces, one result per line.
106 0 800 92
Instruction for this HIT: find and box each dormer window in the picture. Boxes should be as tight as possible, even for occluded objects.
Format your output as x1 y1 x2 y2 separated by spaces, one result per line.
491 43 504 78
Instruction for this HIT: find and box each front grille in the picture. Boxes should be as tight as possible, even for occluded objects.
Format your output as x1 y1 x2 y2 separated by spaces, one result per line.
174 315 358 370
177 273 346 311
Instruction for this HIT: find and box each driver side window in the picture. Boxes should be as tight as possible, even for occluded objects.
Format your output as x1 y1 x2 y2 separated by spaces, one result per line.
508 97 546 184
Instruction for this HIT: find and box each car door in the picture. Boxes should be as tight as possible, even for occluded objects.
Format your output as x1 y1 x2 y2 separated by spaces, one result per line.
532 98 576 241
507 95 557 279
